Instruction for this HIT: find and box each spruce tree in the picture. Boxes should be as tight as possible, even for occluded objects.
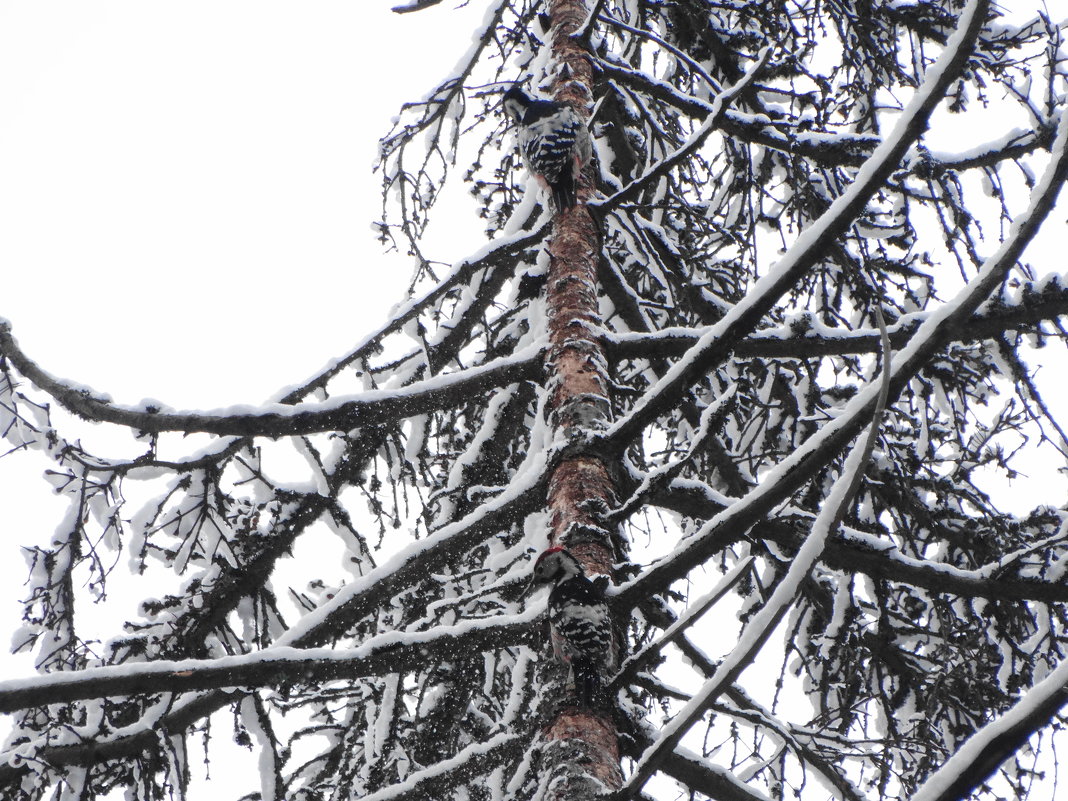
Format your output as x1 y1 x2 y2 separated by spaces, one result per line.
2 1 1068 800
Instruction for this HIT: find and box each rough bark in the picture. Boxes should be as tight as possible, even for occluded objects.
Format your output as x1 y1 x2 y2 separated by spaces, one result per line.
539 0 624 796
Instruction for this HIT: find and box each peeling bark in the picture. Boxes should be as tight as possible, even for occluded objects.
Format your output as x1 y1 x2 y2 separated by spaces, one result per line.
538 0 624 795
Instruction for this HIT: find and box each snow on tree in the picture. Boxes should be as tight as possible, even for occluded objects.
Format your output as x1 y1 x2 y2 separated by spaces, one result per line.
2 1 1068 800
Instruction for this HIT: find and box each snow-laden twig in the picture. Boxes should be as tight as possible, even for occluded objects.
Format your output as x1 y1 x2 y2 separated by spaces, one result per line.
601 56 1057 172
0 323 544 437
598 57 878 166
595 47 770 211
597 12 722 96
605 275 1068 362
608 385 736 524
910 655 1068 801
0 611 538 715
277 443 550 648
241 695 282 801
649 476 1068 605
618 280 893 798
358 731 524 801
0 440 553 775
608 555 753 689
604 0 990 449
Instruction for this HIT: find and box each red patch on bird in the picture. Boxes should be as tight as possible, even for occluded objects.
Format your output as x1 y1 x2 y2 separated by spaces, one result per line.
535 545 568 565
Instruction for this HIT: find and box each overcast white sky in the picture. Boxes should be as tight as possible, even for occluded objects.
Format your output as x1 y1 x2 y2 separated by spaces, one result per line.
0 2 487 409
0 2 493 683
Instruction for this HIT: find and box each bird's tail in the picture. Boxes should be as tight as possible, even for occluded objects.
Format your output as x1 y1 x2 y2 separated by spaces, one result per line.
572 656 602 707
552 172 577 211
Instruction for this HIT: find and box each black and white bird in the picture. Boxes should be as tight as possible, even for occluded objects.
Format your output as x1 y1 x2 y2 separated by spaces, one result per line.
502 86 592 211
526 546 616 707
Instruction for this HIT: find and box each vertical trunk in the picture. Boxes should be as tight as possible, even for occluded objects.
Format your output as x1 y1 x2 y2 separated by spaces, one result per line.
539 0 624 797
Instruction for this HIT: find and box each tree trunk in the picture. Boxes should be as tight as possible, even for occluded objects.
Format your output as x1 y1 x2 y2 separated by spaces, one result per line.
539 0 624 797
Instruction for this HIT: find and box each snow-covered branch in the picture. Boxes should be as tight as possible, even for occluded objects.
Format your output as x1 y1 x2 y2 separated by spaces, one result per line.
910 657 1068 801
595 48 770 211
0 322 543 436
0 615 534 715
360 732 524 801
277 450 549 649
0 442 551 781
279 222 548 404
643 484 1068 606
607 274 1068 362
598 64 1055 171
606 0 990 450
621 149 1068 601
621 284 891 797
609 556 753 690
598 58 878 166
391 0 444 12
657 750 773 801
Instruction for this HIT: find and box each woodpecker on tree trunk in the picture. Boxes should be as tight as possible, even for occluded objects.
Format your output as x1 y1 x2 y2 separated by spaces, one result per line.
502 86 592 211
526 546 616 707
